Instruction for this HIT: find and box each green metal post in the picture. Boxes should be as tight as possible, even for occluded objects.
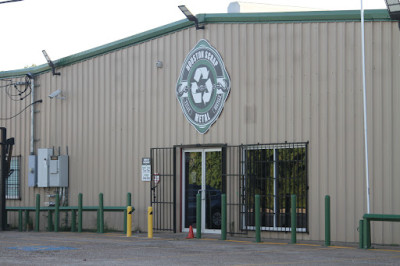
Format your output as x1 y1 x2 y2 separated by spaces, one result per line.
325 195 331 246
48 210 53 231
221 194 227 240
363 219 367 248
35 194 40 232
359 220 364 249
78 193 82 232
196 193 201 239
18 210 22 231
71 209 76 232
97 210 100 233
363 219 371 249
54 193 59 232
25 210 29 231
123 209 127 234
367 219 371 248
255 195 261 243
99 193 104 233
291 194 297 244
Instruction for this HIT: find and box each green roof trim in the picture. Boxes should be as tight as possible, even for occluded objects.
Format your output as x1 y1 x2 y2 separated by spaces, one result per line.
203 9 390 23
0 9 392 78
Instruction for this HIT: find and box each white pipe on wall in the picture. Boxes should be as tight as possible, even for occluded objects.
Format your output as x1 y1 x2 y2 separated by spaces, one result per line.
361 0 371 214
30 77 35 155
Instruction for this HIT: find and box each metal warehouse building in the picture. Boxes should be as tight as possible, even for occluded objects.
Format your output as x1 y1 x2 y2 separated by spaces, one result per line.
0 9 399 245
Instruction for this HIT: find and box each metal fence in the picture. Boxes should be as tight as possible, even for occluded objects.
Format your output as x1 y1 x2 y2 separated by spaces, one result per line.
241 143 308 232
6 155 20 200
223 145 247 235
150 147 176 232
149 142 308 235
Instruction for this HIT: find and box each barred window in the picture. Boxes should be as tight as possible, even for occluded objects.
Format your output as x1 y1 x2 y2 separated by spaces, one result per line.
6 156 21 200
244 143 308 232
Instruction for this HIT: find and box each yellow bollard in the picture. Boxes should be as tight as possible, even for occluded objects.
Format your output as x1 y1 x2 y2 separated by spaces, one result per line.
148 206 153 238
127 206 132 237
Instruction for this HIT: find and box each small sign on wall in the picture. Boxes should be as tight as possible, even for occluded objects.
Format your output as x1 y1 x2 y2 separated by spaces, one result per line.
141 157 151 182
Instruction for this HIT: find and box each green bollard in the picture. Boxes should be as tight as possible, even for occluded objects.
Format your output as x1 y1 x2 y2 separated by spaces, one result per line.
71 209 76 232
123 209 127 234
25 210 29 231
363 219 371 249
291 194 297 244
325 195 331 246
48 210 53 231
99 193 104 233
255 195 261 243
18 210 22 232
359 220 364 249
196 193 201 239
78 193 82 233
97 209 100 233
55 194 59 232
35 194 40 232
221 194 227 240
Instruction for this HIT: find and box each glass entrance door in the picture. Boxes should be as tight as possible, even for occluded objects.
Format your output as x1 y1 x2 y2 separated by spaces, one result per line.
183 149 222 233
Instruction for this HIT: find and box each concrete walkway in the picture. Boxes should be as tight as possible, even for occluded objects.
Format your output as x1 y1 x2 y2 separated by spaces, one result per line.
0 231 399 265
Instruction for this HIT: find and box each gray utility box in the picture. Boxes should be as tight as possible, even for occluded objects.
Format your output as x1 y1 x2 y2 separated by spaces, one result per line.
38 148 52 187
49 155 69 187
37 148 69 187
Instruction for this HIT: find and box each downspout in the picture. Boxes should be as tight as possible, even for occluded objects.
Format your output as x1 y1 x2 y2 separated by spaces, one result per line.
361 0 371 214
30 76 35 155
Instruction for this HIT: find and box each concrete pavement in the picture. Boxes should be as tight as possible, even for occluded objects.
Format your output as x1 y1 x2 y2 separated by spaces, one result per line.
0 231 399 265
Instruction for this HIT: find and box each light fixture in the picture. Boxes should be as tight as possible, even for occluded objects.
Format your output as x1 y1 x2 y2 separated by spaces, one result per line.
42 50 60 76
26 72 34 79
385 0 400 20
48 89 65 100
178 5 204 30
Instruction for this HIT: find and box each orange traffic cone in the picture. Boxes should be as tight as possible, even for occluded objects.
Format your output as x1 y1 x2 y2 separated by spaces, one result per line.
186 225 194 239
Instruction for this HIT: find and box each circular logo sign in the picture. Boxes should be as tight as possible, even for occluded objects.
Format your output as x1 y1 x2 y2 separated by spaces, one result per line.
176 39 231 134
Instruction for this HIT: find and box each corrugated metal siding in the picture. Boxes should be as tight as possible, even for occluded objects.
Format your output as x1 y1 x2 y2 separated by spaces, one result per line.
1 20 399 244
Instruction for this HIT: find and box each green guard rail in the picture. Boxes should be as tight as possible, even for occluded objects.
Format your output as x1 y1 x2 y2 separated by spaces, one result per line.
6 193 134 233
362 213 400 249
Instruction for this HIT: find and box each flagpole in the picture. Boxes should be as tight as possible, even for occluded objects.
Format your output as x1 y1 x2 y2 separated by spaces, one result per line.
361 0 371 214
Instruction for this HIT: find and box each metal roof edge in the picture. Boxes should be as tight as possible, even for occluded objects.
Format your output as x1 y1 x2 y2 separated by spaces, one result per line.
201 9 391 23
0 9 391 79
0 64 50 79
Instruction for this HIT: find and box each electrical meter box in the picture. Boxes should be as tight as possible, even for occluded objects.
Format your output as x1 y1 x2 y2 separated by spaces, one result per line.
37 148 69 187
37 148 53 187
49 155 69 187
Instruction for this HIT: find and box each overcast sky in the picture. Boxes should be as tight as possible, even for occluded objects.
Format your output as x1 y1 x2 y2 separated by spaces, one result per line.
0 0 387 71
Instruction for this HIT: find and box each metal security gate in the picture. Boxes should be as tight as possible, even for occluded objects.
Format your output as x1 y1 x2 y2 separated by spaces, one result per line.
224 143 308 235
224 145 248 235
150 142 308 235
150 147 176 232
242 142 309 232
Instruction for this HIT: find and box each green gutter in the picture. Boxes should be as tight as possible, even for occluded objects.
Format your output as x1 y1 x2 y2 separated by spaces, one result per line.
202 9 390 23
0 9 391 79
